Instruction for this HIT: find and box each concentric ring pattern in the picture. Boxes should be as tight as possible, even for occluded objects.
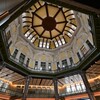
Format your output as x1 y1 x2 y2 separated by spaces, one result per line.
22 0 77 49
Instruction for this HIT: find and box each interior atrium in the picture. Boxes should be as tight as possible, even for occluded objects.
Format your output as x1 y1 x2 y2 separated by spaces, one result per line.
0 0 100 100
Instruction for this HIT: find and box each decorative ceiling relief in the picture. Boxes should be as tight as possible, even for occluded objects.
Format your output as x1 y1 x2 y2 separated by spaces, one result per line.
22 0 77 49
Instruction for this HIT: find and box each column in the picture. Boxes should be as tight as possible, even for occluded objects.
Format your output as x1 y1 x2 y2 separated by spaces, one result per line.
16 50 21 62
80 71 96 100
52 60 56 70
46 61 49 71
71 50 75 66
83 42 89 51
65 51 71 66
59 60 62 69
24 57 28 66
38 60 41 70
78 49 83 58
46 57 48 71
22 76 31 100
53 78 59 100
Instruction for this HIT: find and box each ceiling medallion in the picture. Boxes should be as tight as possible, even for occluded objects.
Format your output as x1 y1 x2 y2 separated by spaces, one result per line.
31 3 68 39
42 17 56 31
22 0 77 49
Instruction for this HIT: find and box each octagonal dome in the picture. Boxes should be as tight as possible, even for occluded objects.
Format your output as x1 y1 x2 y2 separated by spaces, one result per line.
22 0 78 49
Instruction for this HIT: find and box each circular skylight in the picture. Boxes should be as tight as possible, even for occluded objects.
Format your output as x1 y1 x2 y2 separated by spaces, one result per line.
22 0 77 49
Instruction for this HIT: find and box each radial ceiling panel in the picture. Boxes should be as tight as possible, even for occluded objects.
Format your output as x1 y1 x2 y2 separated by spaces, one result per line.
22 0 77 49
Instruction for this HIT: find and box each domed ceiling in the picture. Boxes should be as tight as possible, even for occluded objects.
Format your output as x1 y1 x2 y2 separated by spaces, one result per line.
22 0 77 49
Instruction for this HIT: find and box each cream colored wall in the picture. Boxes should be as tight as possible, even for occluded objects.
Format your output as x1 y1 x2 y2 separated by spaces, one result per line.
33 52 54 69
53 12 94 65
77 12 94 46
14 40 34 68
6 11 95 70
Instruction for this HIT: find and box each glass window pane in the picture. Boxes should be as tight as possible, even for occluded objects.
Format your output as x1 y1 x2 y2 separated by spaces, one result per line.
26 58 30 67
35 61 38 70
12 49 18 59
61 38 65 44
80 45 88 55
25 31 30 37
67 32 72 37
77 52 81 61
41 62 46 70
48 63 51 70
69 57 73 65
76 83 82 91
62 59 68 68
19 53 25 64
58 40 62 45
31 37 35 42
43 42 46 48
71 84 76 92
55 41 58 47
39 41 42 47
86 40 94 50
47 42 49 48
66 86 71 93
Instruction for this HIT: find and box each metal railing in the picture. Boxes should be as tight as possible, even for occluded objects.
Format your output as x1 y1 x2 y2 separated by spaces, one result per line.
0 87 23 97
2 30 95 73
91 83 100 91
59 89 86 97
9 48 95 73
26 88 86 98
27 91 55 98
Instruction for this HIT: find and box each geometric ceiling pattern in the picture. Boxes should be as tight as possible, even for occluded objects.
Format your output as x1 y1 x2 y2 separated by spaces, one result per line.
22 0 77 49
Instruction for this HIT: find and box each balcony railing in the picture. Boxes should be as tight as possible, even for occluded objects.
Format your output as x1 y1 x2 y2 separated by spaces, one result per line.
27 90 55 98
9 48 95 73
2 30 95 73
91 83 100 91
0 87 23 97
26 88 86 98
59 89 86 97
